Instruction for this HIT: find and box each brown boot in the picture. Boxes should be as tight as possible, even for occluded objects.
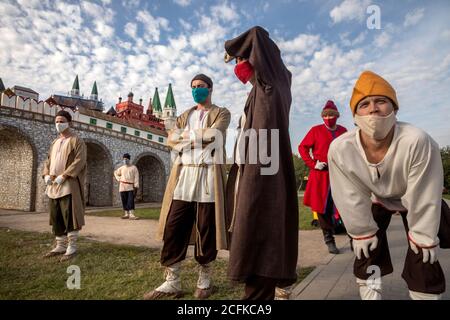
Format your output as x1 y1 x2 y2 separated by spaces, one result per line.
143 290 184 300
43 251 65 258
43 236 67 258
275 286 291 300
59 252 77 262
194 264 214 299
194 286 215 299
59 231 78 262
143 263 183 300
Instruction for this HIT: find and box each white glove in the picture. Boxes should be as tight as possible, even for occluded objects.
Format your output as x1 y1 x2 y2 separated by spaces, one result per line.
353 236 378 259
315 161 327 170
55 175 65 185
409 241 438 264
44 175 53 186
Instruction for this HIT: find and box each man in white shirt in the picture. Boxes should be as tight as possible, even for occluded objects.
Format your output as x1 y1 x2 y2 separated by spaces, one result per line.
144 74 231 300
328 70 446 300
42 110 87 262
114 153 140 220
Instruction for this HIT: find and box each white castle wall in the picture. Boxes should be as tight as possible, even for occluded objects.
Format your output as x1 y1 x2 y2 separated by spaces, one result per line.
0 92 167 144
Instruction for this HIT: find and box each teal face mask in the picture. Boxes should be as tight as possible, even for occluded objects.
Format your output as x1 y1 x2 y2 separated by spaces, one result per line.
192 87 209 103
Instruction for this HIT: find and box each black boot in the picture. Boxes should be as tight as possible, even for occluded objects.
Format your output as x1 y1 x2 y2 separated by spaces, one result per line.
323 230 339 254
326 241 340 254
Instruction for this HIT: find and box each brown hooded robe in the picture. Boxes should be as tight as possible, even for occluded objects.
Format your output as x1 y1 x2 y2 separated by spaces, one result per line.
225 26 299 285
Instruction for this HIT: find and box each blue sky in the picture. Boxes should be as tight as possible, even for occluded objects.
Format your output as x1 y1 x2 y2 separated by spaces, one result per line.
1 0 449 153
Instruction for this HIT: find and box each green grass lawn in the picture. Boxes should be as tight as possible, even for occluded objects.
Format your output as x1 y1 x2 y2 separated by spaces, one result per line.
0 228 313 300
86 207 161 220
443 194 450 200
298 197 319 231
87 198 318 231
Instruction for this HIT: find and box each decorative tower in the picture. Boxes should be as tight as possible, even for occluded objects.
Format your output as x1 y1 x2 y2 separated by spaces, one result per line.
90 81 98 101
0 78 5 93
146 98 153 115
152 87 162 118
71 75 80 97
162 83 177 130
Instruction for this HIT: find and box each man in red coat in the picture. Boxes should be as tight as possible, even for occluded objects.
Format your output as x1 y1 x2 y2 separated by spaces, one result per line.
299 100 347 254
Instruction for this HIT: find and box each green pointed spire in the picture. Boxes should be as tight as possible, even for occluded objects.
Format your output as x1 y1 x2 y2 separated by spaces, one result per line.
164 83 176 109
0 78 5 92
91 81 98 95
72 75 80 90
152 87 162 112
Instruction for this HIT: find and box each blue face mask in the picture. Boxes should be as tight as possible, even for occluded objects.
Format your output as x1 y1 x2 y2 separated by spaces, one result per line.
192 87 209 103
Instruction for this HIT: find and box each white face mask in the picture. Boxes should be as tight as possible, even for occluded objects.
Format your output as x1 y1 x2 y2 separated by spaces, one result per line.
56 122 69 133
354 111 396 140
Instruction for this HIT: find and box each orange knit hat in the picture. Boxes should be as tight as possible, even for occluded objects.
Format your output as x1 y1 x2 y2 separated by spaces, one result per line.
350 71 399 115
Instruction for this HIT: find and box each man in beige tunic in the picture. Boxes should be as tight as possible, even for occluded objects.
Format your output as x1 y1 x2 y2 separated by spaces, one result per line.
42 110 87 262
114 153 140 220
144 74 230 300
328 71 446 300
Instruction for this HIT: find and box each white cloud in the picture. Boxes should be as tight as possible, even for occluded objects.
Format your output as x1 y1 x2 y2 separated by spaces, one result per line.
404 8 425 27
279 34 320 55
124 22 137 38
374 31 391 47
371 23 395 48
178 18 192 31
211 1 239 22
173 0 191 7
122 0 140 8
330 0 371 24
339 31 367 47
137 10 170 42
95 21 115 38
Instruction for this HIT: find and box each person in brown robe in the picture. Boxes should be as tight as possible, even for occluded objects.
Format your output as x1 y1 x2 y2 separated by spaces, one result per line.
144 74 231 300
42 110 87 262
224 26 299 300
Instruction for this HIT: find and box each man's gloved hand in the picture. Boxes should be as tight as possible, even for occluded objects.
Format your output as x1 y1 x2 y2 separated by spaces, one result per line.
353 235 378 259
44 175 53 186
55 175 66 185
409 241 438 264
314 161 327 170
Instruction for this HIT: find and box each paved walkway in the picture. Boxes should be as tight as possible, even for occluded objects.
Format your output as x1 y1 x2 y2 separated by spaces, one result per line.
292 213 450 300
0 208 348 268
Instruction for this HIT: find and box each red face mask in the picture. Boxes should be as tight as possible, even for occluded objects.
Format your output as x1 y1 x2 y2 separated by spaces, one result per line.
323 117 337 128
234 61 254 84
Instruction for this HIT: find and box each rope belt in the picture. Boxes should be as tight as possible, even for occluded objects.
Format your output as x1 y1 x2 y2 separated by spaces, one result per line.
180 163 211 168
120 181 134 185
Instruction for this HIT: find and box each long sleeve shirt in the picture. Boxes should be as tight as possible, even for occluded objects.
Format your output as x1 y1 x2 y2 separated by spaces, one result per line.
173 108 215 203
114 165 139 192
328 122 443 247
46 136 72 199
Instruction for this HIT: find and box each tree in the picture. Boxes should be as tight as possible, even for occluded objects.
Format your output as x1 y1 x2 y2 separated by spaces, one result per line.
441 146 450 193
292 153 309 191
